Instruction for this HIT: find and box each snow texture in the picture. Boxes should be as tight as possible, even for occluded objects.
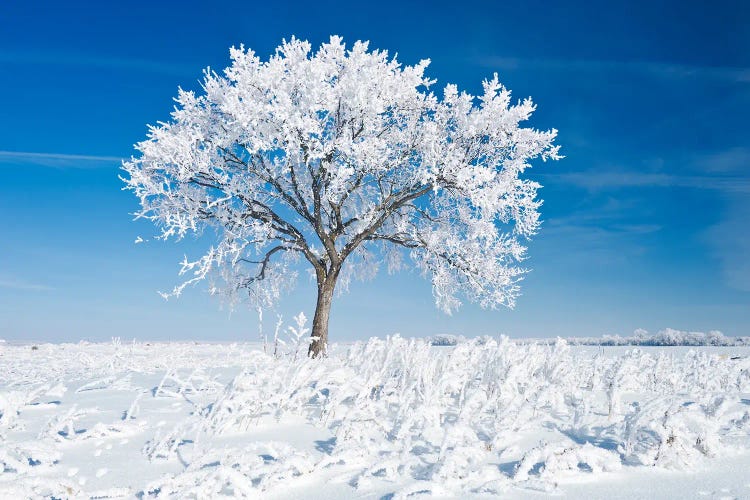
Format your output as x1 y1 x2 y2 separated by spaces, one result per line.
432 328 750 347
2 335 750 498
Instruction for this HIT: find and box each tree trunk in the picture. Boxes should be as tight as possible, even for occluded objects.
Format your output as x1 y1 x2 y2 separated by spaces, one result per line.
308 273 337 358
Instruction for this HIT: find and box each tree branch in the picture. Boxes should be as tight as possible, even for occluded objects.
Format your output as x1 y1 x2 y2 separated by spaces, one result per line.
239 245 290 285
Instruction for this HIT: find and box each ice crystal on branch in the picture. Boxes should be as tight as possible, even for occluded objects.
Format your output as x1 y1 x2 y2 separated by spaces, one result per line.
122 36 560 353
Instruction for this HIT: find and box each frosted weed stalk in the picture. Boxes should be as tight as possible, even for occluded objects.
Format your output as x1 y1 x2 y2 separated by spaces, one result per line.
3 335 747 497
144 336 750 497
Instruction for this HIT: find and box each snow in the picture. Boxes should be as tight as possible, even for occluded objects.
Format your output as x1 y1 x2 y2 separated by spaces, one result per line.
1 337 749 498
431 328 750 347
561 328 750 347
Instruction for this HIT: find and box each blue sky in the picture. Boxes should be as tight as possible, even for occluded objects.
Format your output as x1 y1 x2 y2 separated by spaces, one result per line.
1 0 748 342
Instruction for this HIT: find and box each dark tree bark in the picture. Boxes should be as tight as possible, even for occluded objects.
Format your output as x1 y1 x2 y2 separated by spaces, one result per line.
308 269 339 358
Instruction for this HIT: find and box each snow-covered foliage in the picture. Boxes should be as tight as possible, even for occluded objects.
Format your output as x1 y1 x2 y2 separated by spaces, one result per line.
2 337 749 497
428 333 461 346
188 337 750 496
122 36 561 352
558 328 750 346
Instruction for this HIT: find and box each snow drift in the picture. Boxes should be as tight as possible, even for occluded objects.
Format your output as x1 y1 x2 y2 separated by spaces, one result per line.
1 337 749 497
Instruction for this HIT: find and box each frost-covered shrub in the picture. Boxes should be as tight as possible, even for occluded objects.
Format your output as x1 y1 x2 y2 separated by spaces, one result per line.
0 441 76 498
143 442 315 497
564 328 749 346
177 336 750 494
514 442 621 482
4 338 748 497
428 334 461 346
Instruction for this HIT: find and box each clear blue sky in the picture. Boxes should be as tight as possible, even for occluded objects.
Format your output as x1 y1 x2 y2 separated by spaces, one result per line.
1 0 748 342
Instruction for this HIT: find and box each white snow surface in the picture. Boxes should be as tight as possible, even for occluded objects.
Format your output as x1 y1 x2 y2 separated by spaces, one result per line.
1 337 750 499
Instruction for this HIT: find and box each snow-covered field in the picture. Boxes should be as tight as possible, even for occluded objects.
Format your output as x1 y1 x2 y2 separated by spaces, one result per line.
2 337 750 499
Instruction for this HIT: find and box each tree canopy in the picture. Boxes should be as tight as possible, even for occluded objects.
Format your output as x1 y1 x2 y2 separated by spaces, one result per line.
122 36 561 355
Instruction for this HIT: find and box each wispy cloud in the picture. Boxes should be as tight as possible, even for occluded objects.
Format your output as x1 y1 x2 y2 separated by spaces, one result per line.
0 50 196 77
544 147 750 193
0 151 123 169
694 147 750 174
0 279 54 292
705 195 750 292
478 56 750 84
542 154 750 292
547 170 750 194
534 222 650 269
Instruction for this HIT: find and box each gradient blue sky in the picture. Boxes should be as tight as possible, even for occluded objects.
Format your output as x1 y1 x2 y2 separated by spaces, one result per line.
1 0 748 342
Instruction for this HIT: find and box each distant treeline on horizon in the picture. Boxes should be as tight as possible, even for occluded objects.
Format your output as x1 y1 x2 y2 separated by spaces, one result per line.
429 328 750 347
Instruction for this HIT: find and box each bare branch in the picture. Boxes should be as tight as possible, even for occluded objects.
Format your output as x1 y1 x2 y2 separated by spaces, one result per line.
239 245 291 285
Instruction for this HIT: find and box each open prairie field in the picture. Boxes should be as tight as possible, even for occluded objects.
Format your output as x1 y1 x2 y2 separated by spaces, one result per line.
2 338 749 498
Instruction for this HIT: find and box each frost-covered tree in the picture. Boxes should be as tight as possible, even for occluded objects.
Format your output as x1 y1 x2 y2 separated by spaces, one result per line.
122 36 561 356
